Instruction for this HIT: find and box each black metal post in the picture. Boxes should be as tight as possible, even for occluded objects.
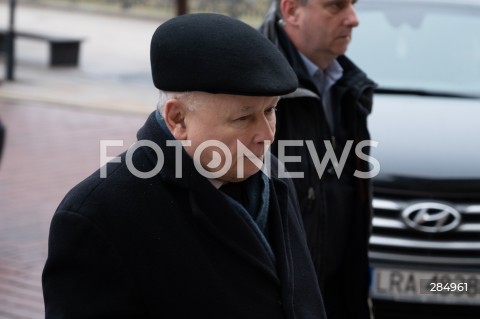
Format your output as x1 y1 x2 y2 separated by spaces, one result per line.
176 0 188 16
5 0 16 81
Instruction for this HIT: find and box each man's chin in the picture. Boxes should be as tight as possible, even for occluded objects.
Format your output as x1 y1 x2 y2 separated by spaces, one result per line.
219 168 262 183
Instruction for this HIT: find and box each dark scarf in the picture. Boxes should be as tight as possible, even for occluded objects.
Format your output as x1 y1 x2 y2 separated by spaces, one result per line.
220 172 275 264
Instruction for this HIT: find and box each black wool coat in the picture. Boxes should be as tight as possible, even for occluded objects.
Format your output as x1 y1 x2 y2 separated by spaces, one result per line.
42 112 327 319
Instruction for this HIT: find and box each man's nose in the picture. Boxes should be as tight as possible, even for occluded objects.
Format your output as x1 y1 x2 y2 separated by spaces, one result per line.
254 116 275 144
345 4 360 28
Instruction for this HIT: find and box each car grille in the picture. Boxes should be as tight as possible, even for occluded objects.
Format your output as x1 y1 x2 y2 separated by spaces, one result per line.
369 194 480 266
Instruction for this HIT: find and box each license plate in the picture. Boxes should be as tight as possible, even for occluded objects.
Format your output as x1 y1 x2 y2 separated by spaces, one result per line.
371 267 480 305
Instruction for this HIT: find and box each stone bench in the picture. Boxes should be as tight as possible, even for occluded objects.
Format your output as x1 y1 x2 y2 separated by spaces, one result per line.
0 28 84 67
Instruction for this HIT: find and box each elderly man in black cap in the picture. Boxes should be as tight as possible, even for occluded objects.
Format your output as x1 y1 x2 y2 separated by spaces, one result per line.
42 13 326 319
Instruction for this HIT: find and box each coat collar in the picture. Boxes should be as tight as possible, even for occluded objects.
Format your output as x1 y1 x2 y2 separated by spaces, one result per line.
136 111 199 190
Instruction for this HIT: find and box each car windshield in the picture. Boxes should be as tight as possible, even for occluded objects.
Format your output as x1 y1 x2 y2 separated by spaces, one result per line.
348 1 480 97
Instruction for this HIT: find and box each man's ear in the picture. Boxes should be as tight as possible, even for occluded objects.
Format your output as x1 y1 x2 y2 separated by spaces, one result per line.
164 99 188 140
281 0 301 26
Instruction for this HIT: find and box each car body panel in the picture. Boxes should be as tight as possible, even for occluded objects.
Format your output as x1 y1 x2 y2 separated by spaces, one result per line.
370 95 480 193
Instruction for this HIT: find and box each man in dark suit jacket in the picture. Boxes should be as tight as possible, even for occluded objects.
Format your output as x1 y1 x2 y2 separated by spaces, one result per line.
42 13 327 319
260 1 376 318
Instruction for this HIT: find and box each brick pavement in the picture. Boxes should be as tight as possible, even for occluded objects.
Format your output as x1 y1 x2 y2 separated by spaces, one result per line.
0 100 148 318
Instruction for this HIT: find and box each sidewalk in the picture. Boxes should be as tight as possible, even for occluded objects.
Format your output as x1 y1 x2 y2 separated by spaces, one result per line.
0 4 171 318
0 100 146 319
0 1 162 114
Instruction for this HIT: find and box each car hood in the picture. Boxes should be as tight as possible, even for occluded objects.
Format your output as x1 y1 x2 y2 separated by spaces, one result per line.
369 94 480 195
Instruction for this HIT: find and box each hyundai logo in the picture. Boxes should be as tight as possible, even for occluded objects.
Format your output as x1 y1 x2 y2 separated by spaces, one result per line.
402 202 461 233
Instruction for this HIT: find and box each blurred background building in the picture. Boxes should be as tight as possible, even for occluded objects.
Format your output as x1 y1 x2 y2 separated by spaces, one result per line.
11 0 272 25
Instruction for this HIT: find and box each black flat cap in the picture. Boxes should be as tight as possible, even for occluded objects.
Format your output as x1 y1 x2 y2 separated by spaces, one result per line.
150 13 297 96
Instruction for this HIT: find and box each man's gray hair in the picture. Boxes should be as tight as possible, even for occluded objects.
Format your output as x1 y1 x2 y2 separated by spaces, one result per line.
275 0 309 16
156 90 198 117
